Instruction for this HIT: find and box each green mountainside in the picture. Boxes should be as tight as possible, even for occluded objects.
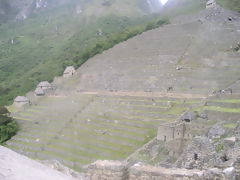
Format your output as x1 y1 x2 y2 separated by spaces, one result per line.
0 0 205 105
216 0 240 12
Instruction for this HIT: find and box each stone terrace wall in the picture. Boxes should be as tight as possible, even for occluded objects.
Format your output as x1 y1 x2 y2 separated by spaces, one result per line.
85 160 233 180
128 164 203 180
85 160 128 180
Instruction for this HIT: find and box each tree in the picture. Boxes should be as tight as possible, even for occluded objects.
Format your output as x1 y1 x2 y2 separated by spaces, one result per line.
0 106 18 143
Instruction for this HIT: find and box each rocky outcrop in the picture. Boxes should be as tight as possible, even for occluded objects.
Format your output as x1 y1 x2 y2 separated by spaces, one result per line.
175 137 221 169
0 146 85 180
208 124 226 138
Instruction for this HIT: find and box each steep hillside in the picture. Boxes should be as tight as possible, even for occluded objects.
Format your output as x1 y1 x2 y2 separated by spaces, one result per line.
6 0 240 172
216 0 240 12
0 0 204 105
0 0 162 22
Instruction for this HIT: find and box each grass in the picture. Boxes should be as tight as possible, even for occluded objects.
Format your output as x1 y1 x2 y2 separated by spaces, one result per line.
203 106 240 113
216 0 240 12
223 123 237 129
6 94 163 170
212 99 240 104
165 106 186 115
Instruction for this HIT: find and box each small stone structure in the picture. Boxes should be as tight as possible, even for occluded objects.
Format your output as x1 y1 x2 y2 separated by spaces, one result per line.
63 66 76 77
206 0 216 8
96 29 103 36
76 5 82 14
157 122 188 142
37 81 52 90
14 96 30 107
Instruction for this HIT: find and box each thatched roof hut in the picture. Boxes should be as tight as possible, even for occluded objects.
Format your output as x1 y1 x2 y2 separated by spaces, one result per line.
14 96 30 107
37 81 52 90
35 87 45 96
14 96 29 103
63 66 76 77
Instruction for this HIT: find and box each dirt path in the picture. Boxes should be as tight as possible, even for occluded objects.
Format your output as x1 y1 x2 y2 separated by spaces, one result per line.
80 90 207 99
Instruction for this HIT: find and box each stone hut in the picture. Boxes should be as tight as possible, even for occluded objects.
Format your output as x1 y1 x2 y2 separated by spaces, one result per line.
206 0 216 8
181 112 195 122
37 81 52 90
76 5 82 14
14 96 30 107
63 66 76 77
35 87 45 96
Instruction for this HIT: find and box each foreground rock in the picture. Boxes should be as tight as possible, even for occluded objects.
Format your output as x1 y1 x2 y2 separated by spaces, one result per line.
0 146 84 180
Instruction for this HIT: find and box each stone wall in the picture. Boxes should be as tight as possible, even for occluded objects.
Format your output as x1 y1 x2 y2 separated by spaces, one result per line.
166 138 189 158
85 160 127 180
85 160 235 180
128 164 211 180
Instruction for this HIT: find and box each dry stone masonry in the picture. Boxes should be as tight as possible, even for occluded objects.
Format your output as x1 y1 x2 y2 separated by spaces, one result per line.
85 160 239 180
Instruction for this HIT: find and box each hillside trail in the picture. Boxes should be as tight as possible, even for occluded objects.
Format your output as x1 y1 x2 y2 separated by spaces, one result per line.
80 91 207 99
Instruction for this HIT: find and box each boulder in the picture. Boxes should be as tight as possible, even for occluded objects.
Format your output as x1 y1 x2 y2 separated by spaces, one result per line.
198 112 208 120
223 137 236 147
181 112 196 122
223 167 235 179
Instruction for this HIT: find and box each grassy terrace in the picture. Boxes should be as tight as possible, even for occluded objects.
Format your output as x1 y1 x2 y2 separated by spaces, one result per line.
216 0 240 12
6 94 200 171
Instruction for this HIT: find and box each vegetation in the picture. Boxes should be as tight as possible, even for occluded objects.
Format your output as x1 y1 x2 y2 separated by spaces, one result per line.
0 0 204 106
0 106 18 143
223 123 237 129
215 143 224 152
0 4 169 106
216 0 240 12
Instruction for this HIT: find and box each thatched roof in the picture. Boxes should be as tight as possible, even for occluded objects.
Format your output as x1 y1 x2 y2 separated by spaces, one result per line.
14 96 29 102
35 87 45 96
37 81 51 88
63 66 76 74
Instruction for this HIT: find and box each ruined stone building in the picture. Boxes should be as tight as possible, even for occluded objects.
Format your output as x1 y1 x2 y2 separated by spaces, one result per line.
157 120 208 158
157 120 207 142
